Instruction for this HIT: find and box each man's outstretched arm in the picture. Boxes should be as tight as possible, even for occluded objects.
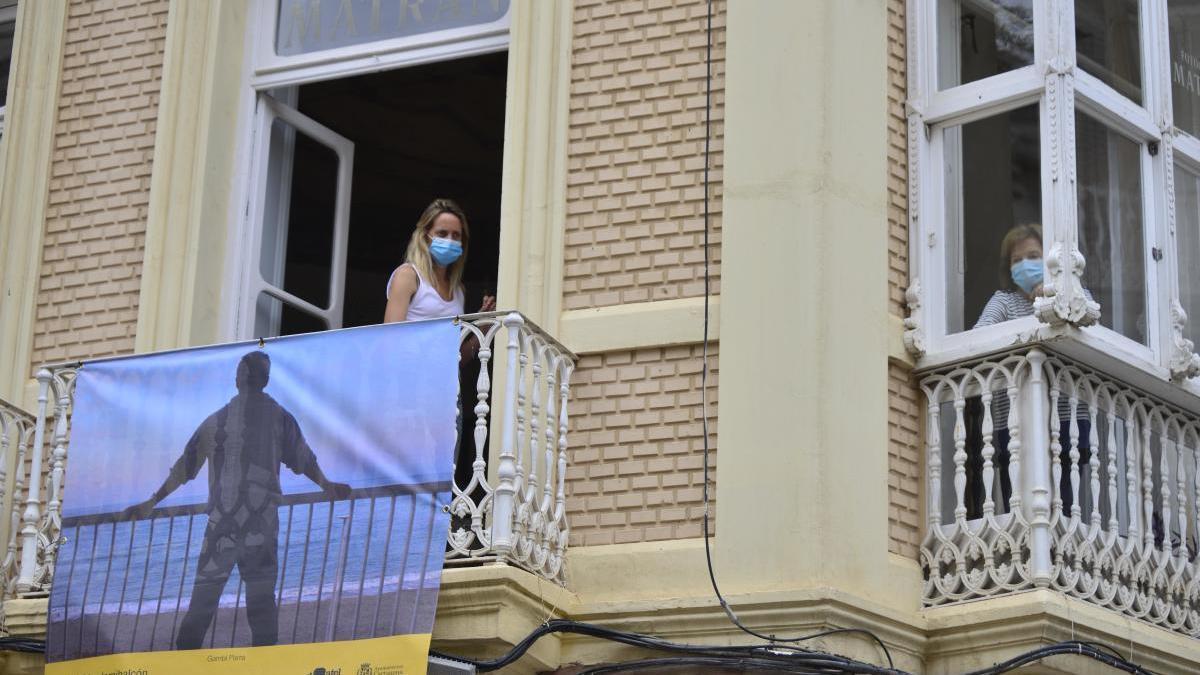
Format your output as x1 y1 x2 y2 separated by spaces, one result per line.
302 461 351 500
284 417 351 500
121 435 204 520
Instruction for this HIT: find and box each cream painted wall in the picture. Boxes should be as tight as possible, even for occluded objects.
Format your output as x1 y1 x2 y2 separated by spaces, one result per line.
136 0 249 353
0 1 68 406
716 0 902 607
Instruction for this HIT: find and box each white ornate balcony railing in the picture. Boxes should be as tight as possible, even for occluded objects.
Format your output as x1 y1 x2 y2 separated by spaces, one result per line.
0 396 38 626
6 312 574 612
920 346 1200 637
445 312 575 583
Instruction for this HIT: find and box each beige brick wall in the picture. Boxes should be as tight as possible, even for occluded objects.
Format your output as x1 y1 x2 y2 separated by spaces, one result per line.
30 0 169 370
567 345 717 546
564 0 725 310
888 361 922 559
887 0 923 559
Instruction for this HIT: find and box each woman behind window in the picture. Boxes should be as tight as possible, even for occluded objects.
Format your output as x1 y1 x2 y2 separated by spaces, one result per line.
974 223 1044 328
964 223 1092 520
384 198 495 323
383 199 496 512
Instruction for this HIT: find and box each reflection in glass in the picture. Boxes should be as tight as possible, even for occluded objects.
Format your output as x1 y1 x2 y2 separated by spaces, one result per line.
937 0 1033 91
1076 113 1146 344
1075 0 1143 104
1176 163 1200 349
1169 0 1200 137
944 105 1041 333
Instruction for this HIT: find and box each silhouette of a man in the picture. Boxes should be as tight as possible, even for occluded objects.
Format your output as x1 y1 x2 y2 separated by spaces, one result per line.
123 351 351 649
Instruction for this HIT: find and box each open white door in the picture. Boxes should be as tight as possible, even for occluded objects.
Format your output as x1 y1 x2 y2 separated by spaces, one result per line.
241 92 355 338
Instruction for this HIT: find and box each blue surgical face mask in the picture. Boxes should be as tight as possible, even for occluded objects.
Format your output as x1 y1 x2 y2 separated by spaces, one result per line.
1010 258 1043 295
430 237 463 266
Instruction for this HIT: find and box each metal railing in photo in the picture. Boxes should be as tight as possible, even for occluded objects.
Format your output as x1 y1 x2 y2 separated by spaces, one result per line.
919 346 1200 638
47 483 447 660
2 310 575 634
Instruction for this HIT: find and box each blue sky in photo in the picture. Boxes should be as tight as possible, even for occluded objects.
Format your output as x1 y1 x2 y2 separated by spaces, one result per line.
64 319 461 517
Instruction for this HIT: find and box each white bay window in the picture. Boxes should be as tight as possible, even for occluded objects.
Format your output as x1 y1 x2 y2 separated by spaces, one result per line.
906 0 1200 383
913 2 1200 626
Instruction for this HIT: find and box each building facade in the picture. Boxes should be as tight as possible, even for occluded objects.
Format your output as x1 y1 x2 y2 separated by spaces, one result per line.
0 0 1199 673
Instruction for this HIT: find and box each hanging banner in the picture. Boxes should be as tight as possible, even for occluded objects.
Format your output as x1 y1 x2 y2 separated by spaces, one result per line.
45 319 461 675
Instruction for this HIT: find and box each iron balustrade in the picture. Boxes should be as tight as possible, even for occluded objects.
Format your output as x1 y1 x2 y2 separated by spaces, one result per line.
47 484 445 660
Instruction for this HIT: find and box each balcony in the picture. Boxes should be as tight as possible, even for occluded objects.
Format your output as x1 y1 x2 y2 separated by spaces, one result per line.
919 344 1200 638
0 311 576 638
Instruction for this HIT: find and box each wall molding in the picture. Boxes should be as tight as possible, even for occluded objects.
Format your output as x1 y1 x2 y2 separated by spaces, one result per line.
135 0 249 353
558 297 721 355
0 0 69 405
495 0 572 327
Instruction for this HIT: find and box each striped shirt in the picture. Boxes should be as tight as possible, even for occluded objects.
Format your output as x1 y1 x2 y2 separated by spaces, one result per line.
974 289 1034 329
973 288 1090 425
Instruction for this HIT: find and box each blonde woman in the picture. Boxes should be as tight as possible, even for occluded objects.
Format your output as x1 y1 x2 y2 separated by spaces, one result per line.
384 198 495 323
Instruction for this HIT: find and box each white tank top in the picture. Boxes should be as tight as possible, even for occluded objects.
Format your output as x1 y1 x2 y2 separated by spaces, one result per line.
386 263 465 321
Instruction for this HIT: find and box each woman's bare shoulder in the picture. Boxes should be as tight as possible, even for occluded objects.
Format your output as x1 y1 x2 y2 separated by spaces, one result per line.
388 264 419 296
391 264 418 284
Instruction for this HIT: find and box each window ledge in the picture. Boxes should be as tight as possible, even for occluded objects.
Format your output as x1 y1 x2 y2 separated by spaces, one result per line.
924 590 1200 673
916 323 1200 416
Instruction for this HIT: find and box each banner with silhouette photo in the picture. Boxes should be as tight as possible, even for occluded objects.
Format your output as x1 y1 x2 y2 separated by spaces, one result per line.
45 319 460 675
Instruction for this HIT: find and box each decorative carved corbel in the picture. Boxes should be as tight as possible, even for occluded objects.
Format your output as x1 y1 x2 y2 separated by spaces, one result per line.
1034 243 1101 327
1168 300 1200 381
903 279 926 357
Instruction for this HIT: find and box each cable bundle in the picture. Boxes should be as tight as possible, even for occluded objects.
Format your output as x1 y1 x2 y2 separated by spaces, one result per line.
431 619 901 674
0 636 46 654
429 620 1157 674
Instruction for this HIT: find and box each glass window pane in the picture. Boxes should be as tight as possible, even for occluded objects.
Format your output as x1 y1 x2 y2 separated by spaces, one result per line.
1176 163 1200 349
1076 113 1147 344
1169 0 1200 137
944 105 1042 333
937 0 1033 91
259 118 338 310
1075 0 1143 105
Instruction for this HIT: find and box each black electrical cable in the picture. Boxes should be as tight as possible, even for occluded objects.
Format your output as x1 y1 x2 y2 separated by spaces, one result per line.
0 636 47 653
577 655 883 674
0 627 1157 675
430 618 1159 674
429 619 901 674
960 641 1157 675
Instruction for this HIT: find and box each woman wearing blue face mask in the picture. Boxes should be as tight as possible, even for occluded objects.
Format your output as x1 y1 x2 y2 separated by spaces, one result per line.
962 223 1092 520
384 199 497 507
974 223 1045 328
384 198 496 323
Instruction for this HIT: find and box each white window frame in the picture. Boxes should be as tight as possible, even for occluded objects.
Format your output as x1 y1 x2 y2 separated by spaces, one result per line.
251 0 510 89
241 93 354 335
224 0 511 340
0 2 17 138
905 0 1200 389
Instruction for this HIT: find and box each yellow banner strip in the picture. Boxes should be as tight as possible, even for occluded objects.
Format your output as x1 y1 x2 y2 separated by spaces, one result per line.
45 632 432 675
